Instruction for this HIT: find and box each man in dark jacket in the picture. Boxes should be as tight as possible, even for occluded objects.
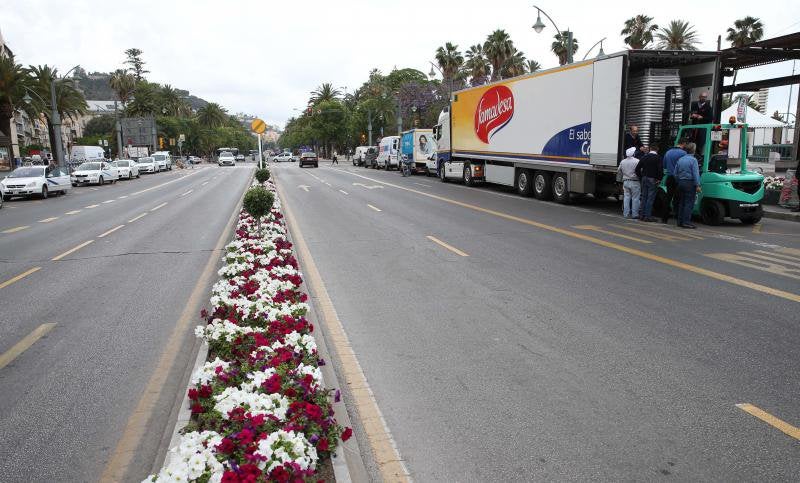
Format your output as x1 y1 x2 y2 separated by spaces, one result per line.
624 125 643 151
690 92 712 125
635 148 663 222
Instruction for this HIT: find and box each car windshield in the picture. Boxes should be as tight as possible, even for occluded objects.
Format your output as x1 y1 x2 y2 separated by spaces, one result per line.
139 158 153 163
116 161 129 167
153 155 166 161
76 163 101 171
220 152 233 157
9 167 45 178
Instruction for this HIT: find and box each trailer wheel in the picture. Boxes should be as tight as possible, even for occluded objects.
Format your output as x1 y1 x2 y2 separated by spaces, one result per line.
533 171 552 200
516 169 533 196
439 162 447 183
700 199 724 226
552 173 570 204
463 163 475 187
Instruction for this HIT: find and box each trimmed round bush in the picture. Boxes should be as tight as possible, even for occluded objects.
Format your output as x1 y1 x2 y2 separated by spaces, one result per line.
254 168 271 184
243 186 275 220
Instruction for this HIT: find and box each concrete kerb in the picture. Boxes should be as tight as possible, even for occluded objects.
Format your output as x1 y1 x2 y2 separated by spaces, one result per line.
762 205 800 222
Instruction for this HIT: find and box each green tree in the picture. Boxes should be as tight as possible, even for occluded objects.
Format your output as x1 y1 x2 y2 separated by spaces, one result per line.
484 29 514 81
84 114 116 137
435 42 464 87
159 84 190 117
109 69 135 107
124 48 149 81
726 16 764 48
125 81 159 116
621 15 659 49
501 48 527 78
28 65 88 155
464 44 490 86
310 83 341 105
656 20 699 50
196 102 228 128
526 60 541 73
0 56 31 149
551 32 579 65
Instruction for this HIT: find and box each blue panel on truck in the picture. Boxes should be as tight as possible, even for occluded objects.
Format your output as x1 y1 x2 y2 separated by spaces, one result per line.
401 132 414 158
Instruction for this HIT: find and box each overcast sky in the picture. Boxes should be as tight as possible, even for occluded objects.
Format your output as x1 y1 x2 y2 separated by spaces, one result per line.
3 0 799 128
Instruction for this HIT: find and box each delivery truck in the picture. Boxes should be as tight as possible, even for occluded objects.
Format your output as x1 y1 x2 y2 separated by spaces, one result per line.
434 50 765 225
400 129 435 174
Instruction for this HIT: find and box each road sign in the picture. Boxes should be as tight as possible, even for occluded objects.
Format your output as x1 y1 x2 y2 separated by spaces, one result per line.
178 134 185 142
251 118 267 134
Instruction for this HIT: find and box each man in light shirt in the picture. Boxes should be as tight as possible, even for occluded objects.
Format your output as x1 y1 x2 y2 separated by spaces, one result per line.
617 147 641 219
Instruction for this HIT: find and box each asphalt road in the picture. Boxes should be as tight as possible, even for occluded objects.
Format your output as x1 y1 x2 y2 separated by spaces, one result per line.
272 161 799 482
0 163 254 482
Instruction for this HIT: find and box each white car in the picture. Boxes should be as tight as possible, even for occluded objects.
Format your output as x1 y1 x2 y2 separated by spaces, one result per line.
137 156 158 173
71 161 119 186
273 152 293 163
112 159 140 180
153 152 172 171
2 165 72 199
218 151 236 166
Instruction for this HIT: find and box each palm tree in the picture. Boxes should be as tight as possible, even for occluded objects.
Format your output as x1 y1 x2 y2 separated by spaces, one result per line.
196 102 228 128
0 56 31 148
726 16 764 48
501 48 527 79
435 42 464 87
655 20 699 50
526 60 542 73
463 44 490 86
310 83 341 105
159 84 190 116
621 15 659 49
109 69 136 107
484 30 515 81
28 65 88 155
125 81 158 116
551 32 579 66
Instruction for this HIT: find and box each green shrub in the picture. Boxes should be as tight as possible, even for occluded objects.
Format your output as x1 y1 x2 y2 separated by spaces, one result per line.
254 168 271 184
242 186 275 221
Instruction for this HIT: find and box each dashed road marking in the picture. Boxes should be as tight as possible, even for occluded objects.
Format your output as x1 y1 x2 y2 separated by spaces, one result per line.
129 213 148 223
367 204 382 212
65 210 81 215
705 251 800 280
38 217 59 223
339 189 348 195
180 189 193 197
150 202 168 212
102 200 115 204
427 235 469 257
0 267 42 290
2 226 30 234
118 195 128 199
573 225 653 244
610 223 693 241
201 181 209 186
736 403 800 441
85 204 99 209
0 323 56 370
98 225 125 238
52 240 94 261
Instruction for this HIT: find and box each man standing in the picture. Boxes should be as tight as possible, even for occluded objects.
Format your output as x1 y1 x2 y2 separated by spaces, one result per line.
690 92 713 125
624 125 643 152
635 147 663 222
674 142 701 229
617 147 641 219
661 141 687 223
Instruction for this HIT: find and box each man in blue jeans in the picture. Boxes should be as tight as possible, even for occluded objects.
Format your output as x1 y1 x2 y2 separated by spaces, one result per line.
674 142 701 229
635 147 662 221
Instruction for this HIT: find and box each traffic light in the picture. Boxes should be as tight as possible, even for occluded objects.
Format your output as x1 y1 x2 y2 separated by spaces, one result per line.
159 137 164 149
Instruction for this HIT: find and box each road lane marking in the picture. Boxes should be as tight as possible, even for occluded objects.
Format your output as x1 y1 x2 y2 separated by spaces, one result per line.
305 171 325 183
278 189 411 482
705 252 800 280
339 189 349 195
65 210 81 215
38 217 59 223
150 202 168 212
102 200 115 204
367 204 382 212
118 195 128 199
52 240 94 261
201 181 209 186
750 250 800 268
90 187 99 191
298 185 310 191
0 323 56 370
736 403 800 440
98 225 125 238
752 223 762 234
180 189 193 197
414 182 432 188
610 223 692 241
573 225 653 244
427 235 469 257
85 204 99 209
637 223 705 240
0 267 42 290
2 226 29 234
101 176 249 482
334 169 800 303
130 168 203 196
128 213 148 223
353 182 384 190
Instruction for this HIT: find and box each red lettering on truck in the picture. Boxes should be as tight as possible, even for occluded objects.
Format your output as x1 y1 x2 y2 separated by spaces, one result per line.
474 85 514 143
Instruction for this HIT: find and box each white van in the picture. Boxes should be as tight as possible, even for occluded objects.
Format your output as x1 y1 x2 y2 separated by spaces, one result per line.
70 146 105 163
352 146 371 166
152 151 173 170
376 136 400 170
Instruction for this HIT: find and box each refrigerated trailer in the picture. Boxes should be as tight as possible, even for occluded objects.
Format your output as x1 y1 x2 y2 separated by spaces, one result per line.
434 50 765 224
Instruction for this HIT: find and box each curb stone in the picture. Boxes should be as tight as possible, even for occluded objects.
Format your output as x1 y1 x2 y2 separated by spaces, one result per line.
762 207 800 222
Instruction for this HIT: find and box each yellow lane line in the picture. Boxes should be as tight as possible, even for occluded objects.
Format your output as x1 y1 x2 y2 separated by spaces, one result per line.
736 403 800 440
573 225 653 244
0 323 57 370
52 240 94 261
128 213 148 223
150 202 167 212
427 235 469 257
636 223 705 240
85 204 99 209
65 210 81 215
367 204 381 212
338 169 800 303
0 267 42 290
98 225 124 238
38 217 59 223
278 187 411 482
609 223 693 241
752 223 762 234
2 225 29 234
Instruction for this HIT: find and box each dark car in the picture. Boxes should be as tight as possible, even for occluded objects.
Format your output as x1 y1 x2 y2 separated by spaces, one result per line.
364 147 378 168
299 152 318 168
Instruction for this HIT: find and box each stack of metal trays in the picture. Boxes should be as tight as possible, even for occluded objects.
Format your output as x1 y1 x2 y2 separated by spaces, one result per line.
625 69 683 147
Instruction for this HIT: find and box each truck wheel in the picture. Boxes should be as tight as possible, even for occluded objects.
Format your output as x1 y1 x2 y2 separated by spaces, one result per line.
739 215 761 225
41 185 49 199
439 163 447 182
552 173 570 204
463 164 475 187
533 171 552 200
700 199 724 225
516 169 533 196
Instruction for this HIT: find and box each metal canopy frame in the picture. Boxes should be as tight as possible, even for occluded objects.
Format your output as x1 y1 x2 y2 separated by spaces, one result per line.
719 32 800 70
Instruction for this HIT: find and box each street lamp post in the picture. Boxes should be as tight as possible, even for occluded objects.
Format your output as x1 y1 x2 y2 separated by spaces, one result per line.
428 62 451 99
532 5 574 65
582 38 607 60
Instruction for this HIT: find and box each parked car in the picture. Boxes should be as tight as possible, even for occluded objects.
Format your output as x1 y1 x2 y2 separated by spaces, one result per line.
235 154 245 162
188 156 202 164
71 161 119 185
153 151 173 170
273 152 293 163
364 147 378 168
2 165 72 199
291 154 300 163
299 152 318 168
352 146 371 166
112 159 140 179
218 151 236 166
376 136 400 170
137 156 158 173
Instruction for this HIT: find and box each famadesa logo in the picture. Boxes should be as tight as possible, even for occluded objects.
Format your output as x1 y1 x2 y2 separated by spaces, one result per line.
474 85 514 144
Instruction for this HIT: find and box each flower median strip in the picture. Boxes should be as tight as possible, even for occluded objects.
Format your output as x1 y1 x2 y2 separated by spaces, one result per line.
146 172 351 482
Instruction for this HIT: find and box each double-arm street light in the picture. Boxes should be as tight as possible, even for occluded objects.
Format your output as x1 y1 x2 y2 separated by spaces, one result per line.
532 5 574 65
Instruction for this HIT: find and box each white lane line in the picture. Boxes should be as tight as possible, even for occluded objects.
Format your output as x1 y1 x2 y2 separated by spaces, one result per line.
150 202 168 212
131 168 203 196
339 190 349 195
118 195 128 199
414 182 432 188
52 240 94 261
367 204 382 212
128 213 148 223
65 210 81 215
180 189 194 197
38 217 59 223
90 188 99 191
85 204 99 209
427 235 470 257
102 200 115 204
98 225 125 238
201 181 209 186
2 226 29 234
